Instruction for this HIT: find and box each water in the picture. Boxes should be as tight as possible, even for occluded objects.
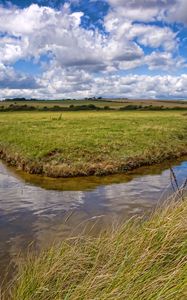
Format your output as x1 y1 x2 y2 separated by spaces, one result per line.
0 158 186 283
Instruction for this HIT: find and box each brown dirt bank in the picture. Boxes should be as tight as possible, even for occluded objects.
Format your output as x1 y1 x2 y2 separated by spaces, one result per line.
1 147 187 178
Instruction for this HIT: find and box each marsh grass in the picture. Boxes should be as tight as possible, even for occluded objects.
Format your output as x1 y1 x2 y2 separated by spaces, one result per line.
6 195 187 300
0 111 187 177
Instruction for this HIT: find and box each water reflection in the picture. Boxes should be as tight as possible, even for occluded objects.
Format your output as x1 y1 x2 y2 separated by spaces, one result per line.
0 158 186 283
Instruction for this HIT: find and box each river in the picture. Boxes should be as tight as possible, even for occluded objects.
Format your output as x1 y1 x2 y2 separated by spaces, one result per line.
0 158 186 284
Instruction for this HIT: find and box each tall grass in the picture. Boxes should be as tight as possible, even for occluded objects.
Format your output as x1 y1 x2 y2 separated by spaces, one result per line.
7 195 187 300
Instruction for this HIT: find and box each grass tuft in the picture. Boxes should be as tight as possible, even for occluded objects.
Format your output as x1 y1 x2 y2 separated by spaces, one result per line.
6 196 187 300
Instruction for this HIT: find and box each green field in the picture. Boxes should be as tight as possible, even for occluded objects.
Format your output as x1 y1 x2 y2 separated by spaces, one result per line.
8 197 187 300
0 111 187 177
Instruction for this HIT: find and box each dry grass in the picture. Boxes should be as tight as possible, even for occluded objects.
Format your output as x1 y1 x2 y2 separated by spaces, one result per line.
6 196 187 300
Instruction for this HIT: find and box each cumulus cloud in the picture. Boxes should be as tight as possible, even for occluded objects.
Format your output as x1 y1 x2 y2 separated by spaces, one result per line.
107 0 187 25
2 72 187 99
0 3 181 70
165 0 187 25
0 3 146 74
145 52 186 70
0 1 186 99
106 0 175 22
0 63 40 90
127 24 177 51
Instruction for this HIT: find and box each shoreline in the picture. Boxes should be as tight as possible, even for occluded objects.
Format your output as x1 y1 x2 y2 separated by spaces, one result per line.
1 147 187 178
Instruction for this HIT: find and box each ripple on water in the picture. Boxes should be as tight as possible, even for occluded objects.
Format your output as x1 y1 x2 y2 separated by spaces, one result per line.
0 158 186 283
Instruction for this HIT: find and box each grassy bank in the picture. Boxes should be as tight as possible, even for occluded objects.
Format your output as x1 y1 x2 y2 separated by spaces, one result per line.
8 197 187 300
0 111 187 177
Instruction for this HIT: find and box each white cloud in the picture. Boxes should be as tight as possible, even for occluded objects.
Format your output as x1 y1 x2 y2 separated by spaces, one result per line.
128 24 177 51
0 2 186 99
0 35 28 64
165 0 187 24
0 62 41 90
107 0 187 25
1 67 187 100
106 0 175 22
0 3 181 70
145 52 186 70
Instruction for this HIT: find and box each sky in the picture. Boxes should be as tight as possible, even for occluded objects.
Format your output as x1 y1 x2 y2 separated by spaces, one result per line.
0 0 187 99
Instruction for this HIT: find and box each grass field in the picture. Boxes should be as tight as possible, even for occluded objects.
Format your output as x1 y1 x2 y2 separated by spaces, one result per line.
7 196 187 300
0 110 187 177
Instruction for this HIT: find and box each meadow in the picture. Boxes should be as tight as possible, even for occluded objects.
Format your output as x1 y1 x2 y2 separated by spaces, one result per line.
7 196 187 300
0 110 187 177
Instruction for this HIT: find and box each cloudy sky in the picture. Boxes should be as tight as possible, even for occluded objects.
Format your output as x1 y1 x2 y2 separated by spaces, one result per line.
0 0 187 99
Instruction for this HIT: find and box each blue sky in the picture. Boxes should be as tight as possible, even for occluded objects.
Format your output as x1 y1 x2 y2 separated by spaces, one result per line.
0 0 187 99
